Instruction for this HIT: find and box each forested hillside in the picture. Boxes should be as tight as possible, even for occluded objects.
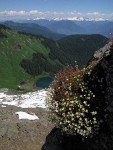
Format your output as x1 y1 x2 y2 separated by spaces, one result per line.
58 34 108 67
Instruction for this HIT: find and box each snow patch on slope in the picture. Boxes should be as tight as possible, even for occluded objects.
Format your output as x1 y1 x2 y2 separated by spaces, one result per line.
15 111 39 120
0 89 47 108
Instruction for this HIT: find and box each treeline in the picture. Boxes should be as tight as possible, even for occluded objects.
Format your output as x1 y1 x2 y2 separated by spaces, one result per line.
0 31 6 38
41 38 75 66
17 31 43 40
0 24 10 38
0 24 10 30
20 52 62 76
58 34 108 68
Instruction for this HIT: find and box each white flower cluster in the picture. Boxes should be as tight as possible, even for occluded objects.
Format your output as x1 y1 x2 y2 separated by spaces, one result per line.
46 66 98 138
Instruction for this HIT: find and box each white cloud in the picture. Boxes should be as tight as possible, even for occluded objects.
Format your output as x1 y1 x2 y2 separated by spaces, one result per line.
0 10 113 21
86 12 113 20
87 12 100 15
29 10 43 15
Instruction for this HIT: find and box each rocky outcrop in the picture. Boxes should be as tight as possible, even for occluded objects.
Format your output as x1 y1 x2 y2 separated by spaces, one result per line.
0 104 53 150
42 41 113 150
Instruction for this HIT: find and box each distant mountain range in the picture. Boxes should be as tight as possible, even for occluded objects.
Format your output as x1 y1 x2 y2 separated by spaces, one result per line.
43 20 113 37
18 16 113 21
6 19 113 38
43 20 86 35
1 21 65 40
1 20 113 39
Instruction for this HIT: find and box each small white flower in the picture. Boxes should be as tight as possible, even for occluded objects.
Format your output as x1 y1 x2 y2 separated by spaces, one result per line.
93 117 96 121
93 95 95 98
83 101 87 105
91 111 97 115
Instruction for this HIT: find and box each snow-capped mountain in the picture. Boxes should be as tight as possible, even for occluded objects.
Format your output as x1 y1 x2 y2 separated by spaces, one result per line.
32 16 113 22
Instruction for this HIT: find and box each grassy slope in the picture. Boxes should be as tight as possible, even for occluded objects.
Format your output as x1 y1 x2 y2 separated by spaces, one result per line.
0 28 50 89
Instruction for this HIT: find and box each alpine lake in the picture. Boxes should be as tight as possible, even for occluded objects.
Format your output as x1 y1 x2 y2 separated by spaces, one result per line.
36 76 54 89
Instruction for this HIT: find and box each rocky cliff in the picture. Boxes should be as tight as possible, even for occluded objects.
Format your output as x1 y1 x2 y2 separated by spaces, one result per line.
42 41 113 150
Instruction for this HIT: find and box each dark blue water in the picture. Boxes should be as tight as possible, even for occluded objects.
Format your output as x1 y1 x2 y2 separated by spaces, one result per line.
36 77 53 88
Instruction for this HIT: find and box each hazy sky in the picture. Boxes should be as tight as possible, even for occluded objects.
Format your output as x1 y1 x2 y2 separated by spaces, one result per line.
0 0 113 20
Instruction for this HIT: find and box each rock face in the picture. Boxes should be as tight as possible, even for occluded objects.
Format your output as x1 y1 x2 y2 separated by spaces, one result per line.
0 105 53 150
42 41 113 150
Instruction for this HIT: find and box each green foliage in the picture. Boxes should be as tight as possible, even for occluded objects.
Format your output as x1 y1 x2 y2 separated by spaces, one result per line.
42 38 74 65
0 24 11 30
47 66 99 138
20 52 62 76
58 34 108 68
0 24 10 38
0 28 53 89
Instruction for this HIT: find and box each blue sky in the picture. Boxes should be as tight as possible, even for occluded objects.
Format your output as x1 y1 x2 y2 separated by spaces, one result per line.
0 0 113 20
0 0 113 13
